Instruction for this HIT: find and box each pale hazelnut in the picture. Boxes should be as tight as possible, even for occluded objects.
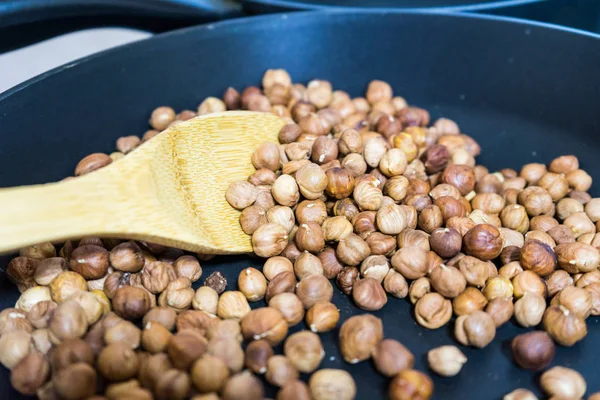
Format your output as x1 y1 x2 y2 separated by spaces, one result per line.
49 300 88 344
514 292 546 327
296 274 333 309
49 271 87 303
68 290 104 325
503 388 538 400
16 286 52 313
427 345 467 377
540 366 586 399
263 256 294 280
176 309 217 333
512 270 547 299
238 267 267 302
266 355 299 387
142 307 177 331
550 286 592 318
486 297 514 327
454 310 496 348
546 270 574 297
359 255 390 283
158 277 194 312
458 255 491 287
566 169 592 191
0 330 31 369
34 257 67 286
309 369 356 400
252 223 289 258
268 293 304 327
391 246 428 279
207 319 242 343
586 282 600 316
415 292 452 329
277 380 312 400
383 269 408 298
498 261 524 280
518 186 553 216
409 277 431 305
555 242 600 273
482 276 514 301
217 291 251 320
524 230 556 248
429 264 466 298
208 337 244 373
105 320 141 349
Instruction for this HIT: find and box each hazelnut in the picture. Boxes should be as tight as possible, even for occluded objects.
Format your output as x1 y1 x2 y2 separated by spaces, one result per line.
0 330 31 370
388 369 433 400
455 310 496 348
429 264 466 298
268 293 304 327
244 340 273 375
333 198 360 220
34 257 67 286
511 331 555 371
352 277 388 311
141 321 171 353
294 251 324 279
318 247 345 279
363 137 389 168
514 292 546 327
176 309 217 333
15 286 51 313
154 369 190 400
167 329 208 370
206 320 242 343
453 287 488 316
546 270 574 297
265 355 299 387
499 261 524 280
321 216 352 242
524 230 555 248
204 271 228 294
409 277 431 305
53 362 97 400
296 274 333 309
281 331 323 374
555 242 600 273
29 329 50 355
103 271 130 299
237 267 267 302
380 270 407 299
564 211 595 238
586 282 600 315
550 286 592 318
518 186 553 216
49 300 88 344
309 369 356 400
427 345 467 377
252 222 289 257
266 271 297 302
421 144 450 174
486 296 514 327
10 351 50 395
463 224 503 260
217 291 251 320
97 342 139 381
567 169 593 191
556 197 584 220
190 354 230 394
372 339 414 377
338 314 382 364
441 164 475 195
585 197 600 221
302 301 339 333
503 389 538 400
113 286 151 320
20 242 56 260
277 380 312 400
519 240 557 277
267 206 295 234
336 267 359 295
157 276 194 311
427 227 461 259
457 255 490 287
49 271 87 303
142 307 177 331
207 337 244 373
548 225 576 245
263 257 294 280
295 200 328 225
68 290 104 325
512 270 547 299
482 276 514 301
222 371 265 400
149 106 175 130
391 246 428 279
241 307 288 346
540 366 586 399
52 338 94 372
415 292 452 329
190 286 218 315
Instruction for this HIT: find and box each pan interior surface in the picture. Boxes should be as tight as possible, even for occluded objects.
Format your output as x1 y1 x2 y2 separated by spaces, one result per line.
1 11 600 400
242 0 542 10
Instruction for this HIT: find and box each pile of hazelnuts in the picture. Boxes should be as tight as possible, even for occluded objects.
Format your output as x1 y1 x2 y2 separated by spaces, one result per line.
0 69 599 400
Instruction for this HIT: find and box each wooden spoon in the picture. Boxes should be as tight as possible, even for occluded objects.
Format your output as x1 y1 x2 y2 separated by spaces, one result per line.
0 111 285 255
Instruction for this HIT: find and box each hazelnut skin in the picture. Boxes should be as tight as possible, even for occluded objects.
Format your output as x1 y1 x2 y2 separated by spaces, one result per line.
519 240 557 277
511 331 555 371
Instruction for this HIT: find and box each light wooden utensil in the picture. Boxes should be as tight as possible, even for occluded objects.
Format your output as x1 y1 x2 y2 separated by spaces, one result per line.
0 111 285 255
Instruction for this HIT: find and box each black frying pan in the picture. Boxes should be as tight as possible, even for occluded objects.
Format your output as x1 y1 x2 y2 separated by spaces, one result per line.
2 10 600 400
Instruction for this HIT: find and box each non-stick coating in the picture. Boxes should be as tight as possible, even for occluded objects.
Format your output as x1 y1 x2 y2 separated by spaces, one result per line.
1 11 600 400
242 0 543 11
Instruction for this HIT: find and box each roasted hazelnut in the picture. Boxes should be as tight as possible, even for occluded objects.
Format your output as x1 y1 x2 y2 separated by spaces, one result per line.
520 162 547 185
317 247 344 279
190 287 218 316
455 310 496 348
198 96 226 115
417 205 442 234
363 137 389 168
441 164 475 196
415 292 452 329
377 271 405 300
391 246 428 279
295 222 325 254
556 197 584 221
408 277 431 305
263 355 298 388
241 307 288 346
68 290 104 325
221 371 265 400
338 128 364 155
252 222 289 258
49 271 87 303
352 277 388 311
242 340 273 375
518 186 553 216
486 296 514 327
530 215 560 232
217 291 251 320
296 274 333 309
167 329 208 370
33 257 66 286
455 256 489 288
336 233 371 266
109 241 144 273
30 328 51 354
321 216 352 243
429 264 466 299
514 292 546 327
308 369 356 400
352 210 377 239
428 227 461 259
463 224 503 260
103 271 130 299
225 180 258 210
420 144 450 174
190 355 229 395
555 242 600 273
524 230 556 248
388 369 433 400
206 320 242 344
397 229 430 251
540 366 586 399
277 380 312 400
511 331 555 371
500 245 522 265
113 286 150 320
550 286 592 318
333 198 360 220
267 293 304 327
140 261 170 294
427 345 467 377
19 242 56 260
10 351 50 395
567 169 593 191
153 368 190 400
500 204 529 234
322 167 353 200
517 239 557 277
335 267 358 295
53 362 97 400
236 267 267 302
546 270 574 297
97 342 138 381
280 331 324 374
577 270 600 288
176 309 217 334
453 287 488 316
15 286 51 314
206 336 244 374
498 261 524 280
512 270 547 299
141 321 171 353
358 255 389 283
379 148 408 177
74 152 112 176
265 271 296 302
372 339 414 377
339 314 383 364
142 306 176 331
263 256 294 281
586 282 600 315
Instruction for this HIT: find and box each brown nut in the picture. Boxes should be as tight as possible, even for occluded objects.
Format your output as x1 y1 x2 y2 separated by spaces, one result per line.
207 336 244 373
511 331 555 371
191 354 230 393
519 240 557 277
512 270 547 299
463 224 503 260
167 329 208 370
266 355 299 387
336 267 359 295
294 251 324 280
306 301 339 333
34 257 67 286
154 369 190 400
109 241 144 273
142 306 177 331
113 286 151 320
221 371 264 400
296 274 333 309
514 292 546 328
284 331 324 373
485 297 514 327
49 300 88 344
339 314 383 364
391 246 428 280
372 339 414 377
97 342 139 381
238 267 267 302
429 264 466 299
388 369 433 400
427 345 467 377
543 305 587 346
415 292 452 329
266 271 297 302
453 287 488 316
217 291 251 320
309 368 356 400
550 286 592 318
241 307 288 346
49 271 87 303
75 153 112 176
52 362 97 400
429 227 462 258
540 366 586 399
318 247 345 279
244 340 273 375
454 310 496 348
252 223 289 258
10 351 50 395
141 321 172 353
336 233 371 266
555 242 600 273
352 278 388 311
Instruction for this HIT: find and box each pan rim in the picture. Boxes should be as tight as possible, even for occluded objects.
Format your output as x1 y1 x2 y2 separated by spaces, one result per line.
242 0 544 12
2 9 600 103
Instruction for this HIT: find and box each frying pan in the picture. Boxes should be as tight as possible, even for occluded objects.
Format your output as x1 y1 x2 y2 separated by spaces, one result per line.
2 10 600 400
